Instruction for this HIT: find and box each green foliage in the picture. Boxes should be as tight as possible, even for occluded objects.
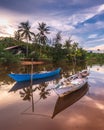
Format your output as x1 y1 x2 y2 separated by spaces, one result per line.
50 44 66 63
86 52 104 61
28 51 40 60
76 48 87 61
65 42 86 62
0 37 25 47
0 50 20 65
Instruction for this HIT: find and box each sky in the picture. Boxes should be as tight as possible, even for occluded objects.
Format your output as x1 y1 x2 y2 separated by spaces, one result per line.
0 0 104 51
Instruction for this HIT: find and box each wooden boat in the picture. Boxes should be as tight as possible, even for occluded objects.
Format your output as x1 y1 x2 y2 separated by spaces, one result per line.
52 83 89 118
8 68 61 82
54 70 89 97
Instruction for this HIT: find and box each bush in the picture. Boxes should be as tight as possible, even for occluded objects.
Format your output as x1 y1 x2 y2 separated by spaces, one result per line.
0 51 20 65
28 51 40 60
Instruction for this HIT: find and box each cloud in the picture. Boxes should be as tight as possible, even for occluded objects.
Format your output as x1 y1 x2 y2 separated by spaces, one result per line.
0 16 16 36
98 4 104 12
68 4 104 26
0 25 15 37
86 38 104 44
84 37 104 49
86 44 104 51
88 34 98 39
0 1 104 50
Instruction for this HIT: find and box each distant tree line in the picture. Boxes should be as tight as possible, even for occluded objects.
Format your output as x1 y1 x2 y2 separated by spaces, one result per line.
0 21 103 65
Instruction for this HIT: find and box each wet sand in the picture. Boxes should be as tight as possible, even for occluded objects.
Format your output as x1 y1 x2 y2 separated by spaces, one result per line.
0 67 104 130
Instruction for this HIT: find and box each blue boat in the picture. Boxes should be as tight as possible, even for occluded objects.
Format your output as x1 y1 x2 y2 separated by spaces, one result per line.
8 68 61 82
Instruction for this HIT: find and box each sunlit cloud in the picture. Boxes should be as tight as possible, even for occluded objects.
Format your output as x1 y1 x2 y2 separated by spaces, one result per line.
98 4 104 12
86 44 104 51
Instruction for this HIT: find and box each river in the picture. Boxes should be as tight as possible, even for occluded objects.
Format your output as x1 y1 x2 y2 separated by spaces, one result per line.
0 63 104 130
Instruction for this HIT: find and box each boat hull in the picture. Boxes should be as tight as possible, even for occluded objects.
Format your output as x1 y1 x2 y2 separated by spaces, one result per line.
8 68 61 82
54 76 88 97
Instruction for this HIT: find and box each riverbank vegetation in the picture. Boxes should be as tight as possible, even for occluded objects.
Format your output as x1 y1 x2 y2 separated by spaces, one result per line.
0 21 104 65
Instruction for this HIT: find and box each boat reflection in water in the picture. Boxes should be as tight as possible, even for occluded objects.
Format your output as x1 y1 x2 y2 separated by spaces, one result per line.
52 83 89 119
9 74 89 118
9 74 60 92
9 74 60 112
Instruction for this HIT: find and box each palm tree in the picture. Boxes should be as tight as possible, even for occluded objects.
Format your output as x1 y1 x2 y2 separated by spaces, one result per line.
37 22 50 45
37 22 50 56
54 31 62 45
51 32 66 62
72 42 78 51
18 21 35 57
71 42 79 65
64 37 72 49
63 37 72 58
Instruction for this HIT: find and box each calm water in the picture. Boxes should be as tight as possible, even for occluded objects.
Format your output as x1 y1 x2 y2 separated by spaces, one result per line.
0 63 104 130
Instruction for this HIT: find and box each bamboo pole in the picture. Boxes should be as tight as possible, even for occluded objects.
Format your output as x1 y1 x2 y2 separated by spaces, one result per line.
30 58 34 112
